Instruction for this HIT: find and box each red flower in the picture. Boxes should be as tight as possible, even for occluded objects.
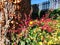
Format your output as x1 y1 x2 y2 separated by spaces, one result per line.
41 24 48 30
47 28 52 33
41 24 52 33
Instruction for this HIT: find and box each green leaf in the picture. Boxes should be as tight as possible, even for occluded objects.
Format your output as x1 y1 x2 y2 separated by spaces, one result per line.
26 38 31 43
12 43 14 45
20 41 25 45
57 32 60 36
45 38 50 42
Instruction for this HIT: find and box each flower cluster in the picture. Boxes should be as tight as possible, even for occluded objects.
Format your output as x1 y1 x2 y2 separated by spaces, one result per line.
7 11 60 45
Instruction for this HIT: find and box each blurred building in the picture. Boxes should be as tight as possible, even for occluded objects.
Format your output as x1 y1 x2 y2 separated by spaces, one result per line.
49 0 58 9
58 0 60 8
39 3 42 10
42 1 50 10
49 0 60 9
39 1 50 10
39 0 60 10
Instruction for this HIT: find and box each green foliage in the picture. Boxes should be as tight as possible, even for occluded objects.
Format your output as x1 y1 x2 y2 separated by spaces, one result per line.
11 13 60 45
57 32 60 36
49 9 60 19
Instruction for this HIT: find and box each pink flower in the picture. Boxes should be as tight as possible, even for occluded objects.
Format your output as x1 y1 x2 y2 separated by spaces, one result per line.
14 42 17 45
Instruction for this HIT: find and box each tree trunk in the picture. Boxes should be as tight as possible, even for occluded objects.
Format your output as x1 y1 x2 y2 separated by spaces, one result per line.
20 0 31 15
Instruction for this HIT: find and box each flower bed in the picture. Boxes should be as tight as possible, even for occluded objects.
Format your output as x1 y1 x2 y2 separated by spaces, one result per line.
8 15 60 45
